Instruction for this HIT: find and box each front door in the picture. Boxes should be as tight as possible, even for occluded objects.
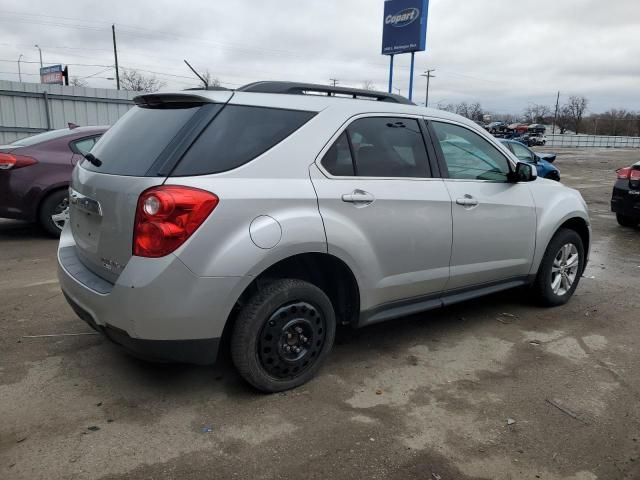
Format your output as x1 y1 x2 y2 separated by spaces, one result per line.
310 115 453 312
428 120 537 290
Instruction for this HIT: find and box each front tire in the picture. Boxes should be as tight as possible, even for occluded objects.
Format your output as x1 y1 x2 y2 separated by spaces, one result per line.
616 213 638 227
231 279 336 393
39 190 69 237
532 229 584 307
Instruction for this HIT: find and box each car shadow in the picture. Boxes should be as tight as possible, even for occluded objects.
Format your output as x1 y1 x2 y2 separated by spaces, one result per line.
0 219 52 240
72 286 537 401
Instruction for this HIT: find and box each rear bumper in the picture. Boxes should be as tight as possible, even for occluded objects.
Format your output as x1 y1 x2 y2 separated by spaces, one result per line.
57 225 250 364
611 183 640 218
64 292 220 364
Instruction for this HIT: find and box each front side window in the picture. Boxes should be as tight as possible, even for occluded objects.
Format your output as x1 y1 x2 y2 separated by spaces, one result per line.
431 121 511 181
320 117 430 178
509 142 534 162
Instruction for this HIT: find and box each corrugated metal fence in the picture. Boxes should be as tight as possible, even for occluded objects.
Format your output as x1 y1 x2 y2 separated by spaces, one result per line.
0 80 136 144
546 133 640 148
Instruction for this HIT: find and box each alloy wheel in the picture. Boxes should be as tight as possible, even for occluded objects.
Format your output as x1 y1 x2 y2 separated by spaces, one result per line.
551 243 579 296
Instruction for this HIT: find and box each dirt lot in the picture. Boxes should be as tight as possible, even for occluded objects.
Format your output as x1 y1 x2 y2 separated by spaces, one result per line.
1 148 639 480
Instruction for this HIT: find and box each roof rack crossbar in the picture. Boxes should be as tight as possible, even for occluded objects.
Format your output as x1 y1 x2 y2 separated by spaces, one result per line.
236 81 414 105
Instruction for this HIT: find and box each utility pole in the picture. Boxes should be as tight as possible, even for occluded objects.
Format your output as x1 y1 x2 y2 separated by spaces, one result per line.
552 91 560 134
420 69 435 107
329 78 338 87
17 54 23 82
112 24 120 90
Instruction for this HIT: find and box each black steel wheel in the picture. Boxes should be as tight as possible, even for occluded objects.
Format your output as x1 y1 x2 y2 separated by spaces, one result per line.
231 279 336 392
258 301 327 380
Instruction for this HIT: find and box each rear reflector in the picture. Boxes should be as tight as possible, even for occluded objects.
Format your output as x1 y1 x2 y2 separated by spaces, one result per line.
133 186 218 258
0 153 38 170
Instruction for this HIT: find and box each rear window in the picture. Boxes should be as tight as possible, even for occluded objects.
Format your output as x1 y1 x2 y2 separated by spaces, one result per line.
81 105 201 176
170 105 315 176
11 129 75 146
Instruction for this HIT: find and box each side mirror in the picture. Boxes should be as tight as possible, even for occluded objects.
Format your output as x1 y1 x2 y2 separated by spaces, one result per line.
511 162 537 182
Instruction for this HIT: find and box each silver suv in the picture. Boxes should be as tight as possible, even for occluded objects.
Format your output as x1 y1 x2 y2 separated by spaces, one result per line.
58 82 590 392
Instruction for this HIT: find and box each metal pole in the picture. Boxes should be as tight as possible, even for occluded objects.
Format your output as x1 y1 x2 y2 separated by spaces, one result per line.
552 91 560 134
388 54 394 93
408 52 415 101
34 45 43 69
17 54 23 82
112 25 120 90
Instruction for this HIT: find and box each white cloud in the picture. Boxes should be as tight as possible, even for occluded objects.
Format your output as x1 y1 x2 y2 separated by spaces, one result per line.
0 0 638 114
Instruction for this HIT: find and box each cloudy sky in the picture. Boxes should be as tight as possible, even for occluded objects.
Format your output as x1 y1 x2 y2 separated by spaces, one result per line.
0 0 638 114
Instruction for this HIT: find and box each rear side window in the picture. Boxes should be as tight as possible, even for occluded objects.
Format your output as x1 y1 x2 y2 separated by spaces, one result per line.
321 132 354 176
72 136 100 155
82 105 201 176
171 105 316 176
321 117 431 178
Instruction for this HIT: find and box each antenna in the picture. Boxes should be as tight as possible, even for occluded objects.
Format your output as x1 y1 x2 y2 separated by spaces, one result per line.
183 60 208 89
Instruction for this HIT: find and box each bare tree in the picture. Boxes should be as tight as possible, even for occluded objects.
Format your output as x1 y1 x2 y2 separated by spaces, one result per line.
361 80 376 91
201 70 221 89
70 77 89 88
555 105 572 134
454 102 483 121
523 104 551 124
119 68 166 92
564 95 588 134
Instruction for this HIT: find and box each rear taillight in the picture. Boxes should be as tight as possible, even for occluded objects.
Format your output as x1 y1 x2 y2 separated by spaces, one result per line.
0 153 37 170
631 169 640 182
133 186 219 258
616 166 632 179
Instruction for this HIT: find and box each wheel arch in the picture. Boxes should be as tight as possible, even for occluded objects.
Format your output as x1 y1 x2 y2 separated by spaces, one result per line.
35 183 69 222
221 252 361 347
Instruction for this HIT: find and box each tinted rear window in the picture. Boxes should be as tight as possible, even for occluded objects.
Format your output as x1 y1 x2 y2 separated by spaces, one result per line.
170 105 315 176
81 105 201 176
11 129 75 146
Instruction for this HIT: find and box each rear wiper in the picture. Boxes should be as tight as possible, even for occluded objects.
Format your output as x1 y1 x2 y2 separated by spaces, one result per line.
84 153 102 167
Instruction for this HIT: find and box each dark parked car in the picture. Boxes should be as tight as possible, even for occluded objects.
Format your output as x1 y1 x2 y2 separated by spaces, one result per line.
0 125 108 236
499 139 560 181
611 161 640 227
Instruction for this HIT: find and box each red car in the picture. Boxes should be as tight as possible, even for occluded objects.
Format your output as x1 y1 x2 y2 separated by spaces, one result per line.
0 125 108 236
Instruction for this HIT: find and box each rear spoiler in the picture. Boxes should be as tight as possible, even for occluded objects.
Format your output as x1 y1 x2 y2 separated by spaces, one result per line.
133 93 222 108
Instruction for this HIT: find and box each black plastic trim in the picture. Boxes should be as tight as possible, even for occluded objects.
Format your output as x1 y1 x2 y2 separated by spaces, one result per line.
358 276 532 327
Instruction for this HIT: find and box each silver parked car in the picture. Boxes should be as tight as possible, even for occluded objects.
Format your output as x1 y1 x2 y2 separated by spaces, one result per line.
58 82 591 392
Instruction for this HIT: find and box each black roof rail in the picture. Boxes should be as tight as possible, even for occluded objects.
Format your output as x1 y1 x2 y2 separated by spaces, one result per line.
237 81 415 105
183 86 231 91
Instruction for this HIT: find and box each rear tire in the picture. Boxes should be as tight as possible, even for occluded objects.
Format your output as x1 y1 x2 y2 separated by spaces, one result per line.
616 213 638 227
532 228 584 307
231 279 336 393
38 190 69 237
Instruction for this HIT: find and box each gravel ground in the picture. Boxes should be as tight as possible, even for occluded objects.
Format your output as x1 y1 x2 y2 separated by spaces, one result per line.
1 148 639 480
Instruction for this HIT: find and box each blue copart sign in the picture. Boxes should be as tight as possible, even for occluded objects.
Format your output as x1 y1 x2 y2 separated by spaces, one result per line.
381 0 429 55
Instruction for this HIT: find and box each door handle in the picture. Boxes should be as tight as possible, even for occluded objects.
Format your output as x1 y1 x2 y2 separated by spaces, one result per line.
342 189 375 205
456 195 479 207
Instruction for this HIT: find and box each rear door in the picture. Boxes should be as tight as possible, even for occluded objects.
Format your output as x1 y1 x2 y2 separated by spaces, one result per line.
69 93 232 283
310 115 452 313
428 119 536 290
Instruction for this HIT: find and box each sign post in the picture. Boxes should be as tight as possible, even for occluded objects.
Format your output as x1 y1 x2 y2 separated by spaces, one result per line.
381 0 429 100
